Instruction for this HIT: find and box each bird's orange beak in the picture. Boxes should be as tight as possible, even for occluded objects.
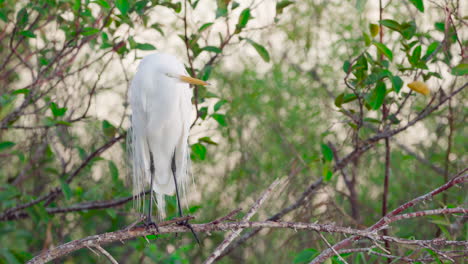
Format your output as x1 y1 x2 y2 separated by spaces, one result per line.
178 75 209 86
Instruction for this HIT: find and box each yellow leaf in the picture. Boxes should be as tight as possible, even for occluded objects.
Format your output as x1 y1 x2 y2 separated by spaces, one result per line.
407 81 430 95
369 23 379 37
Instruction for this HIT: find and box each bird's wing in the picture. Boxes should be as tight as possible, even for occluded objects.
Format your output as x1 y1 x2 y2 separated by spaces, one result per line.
128 70 151 211
173 82 193 205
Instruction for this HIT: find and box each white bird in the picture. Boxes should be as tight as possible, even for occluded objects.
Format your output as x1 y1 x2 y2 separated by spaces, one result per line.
127 53 207 225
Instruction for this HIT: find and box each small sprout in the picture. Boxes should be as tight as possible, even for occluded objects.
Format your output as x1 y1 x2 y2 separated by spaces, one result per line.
407 81 430 95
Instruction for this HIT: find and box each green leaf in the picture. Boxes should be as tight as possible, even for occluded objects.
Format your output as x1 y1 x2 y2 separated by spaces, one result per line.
235 8 251 33
136 43 156 50
362 32 371 46
343 93 358 103
323 164 333 181
409 0 424 12
372 42 393 61
423 41 440 60
423 71 442 81
16 8 28 28
246 39 270 62
60 179 72 200
379 19 401 32
191 143 207 161
0 10 7 22
202 46 222 53
162 2 181 13
342 60 351 73
276 0 294 15
411 45 421 63
294 248 318 263
146 234 158 240
39 57 49 66
334 93 344 108
102 120 116 138
434 22 445 32
0 141 15 151
451 63 468 76
198 22 214 33
400 21 416 39
49 102 67 117
198 137 218 145
214 99 227 112
212 113 227 127
128 36 137 49
388 114 400 124
12 88 30 95
150 23 164 36
231 1 240 10
116 0 130 15
321 143 333 161
93 0 111 9
81 27 99 36
201 65 212 81
363 117 381 124
19 30 36 38
368 81 386 110
199 106 208 120
73 0 81 11
216 7 228 18
391 76 403 93
108 161 119 182
353 55 368 80
55 120 71 126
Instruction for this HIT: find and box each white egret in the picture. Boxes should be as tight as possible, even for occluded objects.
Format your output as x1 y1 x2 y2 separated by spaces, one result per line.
127 53 207 235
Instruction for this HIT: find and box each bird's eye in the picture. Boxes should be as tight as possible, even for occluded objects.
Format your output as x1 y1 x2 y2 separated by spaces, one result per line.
165 73 178 79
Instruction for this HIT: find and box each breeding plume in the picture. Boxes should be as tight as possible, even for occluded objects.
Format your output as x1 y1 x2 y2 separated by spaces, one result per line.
128 53 207 223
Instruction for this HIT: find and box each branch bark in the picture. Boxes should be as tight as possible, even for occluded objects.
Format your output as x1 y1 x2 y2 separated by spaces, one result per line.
27 208 467 264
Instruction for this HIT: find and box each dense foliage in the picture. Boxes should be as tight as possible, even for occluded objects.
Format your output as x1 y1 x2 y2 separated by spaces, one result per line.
0 0 466 263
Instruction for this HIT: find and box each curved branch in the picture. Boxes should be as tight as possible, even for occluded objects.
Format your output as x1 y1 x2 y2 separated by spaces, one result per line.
28 213 467 264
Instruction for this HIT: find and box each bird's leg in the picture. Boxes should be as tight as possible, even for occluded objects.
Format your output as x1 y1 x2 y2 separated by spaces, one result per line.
171 151 200 244
145 150 159 233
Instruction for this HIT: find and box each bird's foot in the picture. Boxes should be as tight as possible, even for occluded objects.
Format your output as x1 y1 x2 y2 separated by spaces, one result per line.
143 217 160 234
177 218 200 245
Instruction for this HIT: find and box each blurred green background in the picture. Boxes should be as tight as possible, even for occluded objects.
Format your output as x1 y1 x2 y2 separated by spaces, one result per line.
0 0 466 263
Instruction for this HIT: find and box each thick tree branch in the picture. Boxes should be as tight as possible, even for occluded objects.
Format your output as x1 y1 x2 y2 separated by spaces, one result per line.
28 208 467 264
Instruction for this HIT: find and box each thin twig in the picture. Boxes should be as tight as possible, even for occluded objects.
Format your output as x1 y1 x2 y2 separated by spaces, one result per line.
218 177 323 259
203 178 284 264
94 245 119 264
317 232 349 264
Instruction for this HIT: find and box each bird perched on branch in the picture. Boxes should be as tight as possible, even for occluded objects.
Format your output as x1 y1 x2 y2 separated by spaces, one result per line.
127 53 207 239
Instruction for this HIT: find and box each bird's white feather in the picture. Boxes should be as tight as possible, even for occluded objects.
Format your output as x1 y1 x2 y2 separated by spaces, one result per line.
128 53 193 218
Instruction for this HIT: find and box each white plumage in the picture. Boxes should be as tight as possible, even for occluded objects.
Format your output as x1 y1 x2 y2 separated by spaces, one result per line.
128 53 197 219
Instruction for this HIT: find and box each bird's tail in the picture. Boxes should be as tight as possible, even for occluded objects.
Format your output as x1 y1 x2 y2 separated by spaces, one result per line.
127 117 192 219
127 116 157 216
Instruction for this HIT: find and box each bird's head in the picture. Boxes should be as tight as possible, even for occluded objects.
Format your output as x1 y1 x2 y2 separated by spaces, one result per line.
147 53 209 87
